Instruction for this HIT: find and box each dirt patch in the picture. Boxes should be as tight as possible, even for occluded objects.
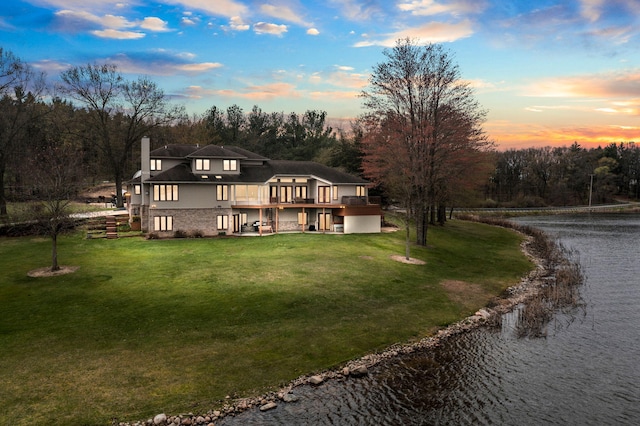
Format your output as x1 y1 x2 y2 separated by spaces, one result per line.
27 266 79 278
441 280 484 308
390 254 426 265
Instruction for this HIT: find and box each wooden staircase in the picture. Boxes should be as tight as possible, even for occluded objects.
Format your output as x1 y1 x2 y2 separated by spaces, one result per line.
105 216 118 239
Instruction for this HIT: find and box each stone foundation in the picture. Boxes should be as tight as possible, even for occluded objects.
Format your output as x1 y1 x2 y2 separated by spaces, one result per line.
148 208 233 236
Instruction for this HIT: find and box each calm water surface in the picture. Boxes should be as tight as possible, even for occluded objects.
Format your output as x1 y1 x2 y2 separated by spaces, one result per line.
219 214 640 425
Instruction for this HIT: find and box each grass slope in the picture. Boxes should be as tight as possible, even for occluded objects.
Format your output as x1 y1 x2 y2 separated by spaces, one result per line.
0 219 531 425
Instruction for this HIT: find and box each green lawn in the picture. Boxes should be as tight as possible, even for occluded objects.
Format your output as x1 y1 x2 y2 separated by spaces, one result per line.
0 219 532 425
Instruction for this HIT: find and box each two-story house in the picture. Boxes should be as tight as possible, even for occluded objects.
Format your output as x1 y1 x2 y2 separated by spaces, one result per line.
126 137 381 236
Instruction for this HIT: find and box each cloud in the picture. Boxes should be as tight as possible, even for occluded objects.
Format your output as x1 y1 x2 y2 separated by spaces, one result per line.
486 119 640 150
325 70 369 89
585 25 636 45
187 82 300 101
260 3 309 26
579 0 606 22
525 70 640 98
307 28 320 36
328 0 384 21
397 0 488 17
92 51 223 76
253 22 288 36
92 29 145 39
54 10 133 31
227 16 250 31
354 20 474 47
138 17 171 32
309 90 360 101
53 10 171 38
164 0 248 18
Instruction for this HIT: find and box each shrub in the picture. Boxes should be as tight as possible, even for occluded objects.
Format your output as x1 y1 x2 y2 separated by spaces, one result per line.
146 232 159 240
190 229 204 238
174 229 188 238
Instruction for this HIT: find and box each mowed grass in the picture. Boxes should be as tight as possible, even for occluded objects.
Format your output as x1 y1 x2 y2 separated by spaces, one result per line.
0 219 532 425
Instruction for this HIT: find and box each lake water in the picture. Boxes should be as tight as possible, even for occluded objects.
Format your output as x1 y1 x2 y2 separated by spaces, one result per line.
219 214 640 425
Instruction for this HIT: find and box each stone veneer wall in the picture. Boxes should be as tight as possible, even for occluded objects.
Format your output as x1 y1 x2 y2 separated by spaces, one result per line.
140 205 149 232
149 208 233 236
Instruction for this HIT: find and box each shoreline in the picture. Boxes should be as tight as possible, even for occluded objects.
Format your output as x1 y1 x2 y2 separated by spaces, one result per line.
127 223 556 426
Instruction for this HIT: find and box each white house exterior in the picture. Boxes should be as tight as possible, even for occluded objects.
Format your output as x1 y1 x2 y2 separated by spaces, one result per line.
126 137 381 236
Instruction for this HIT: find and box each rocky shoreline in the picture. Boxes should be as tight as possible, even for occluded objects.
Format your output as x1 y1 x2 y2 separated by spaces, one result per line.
119 230 554 426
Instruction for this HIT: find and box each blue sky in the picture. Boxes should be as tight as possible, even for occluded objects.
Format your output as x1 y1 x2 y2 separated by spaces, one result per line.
2 0 640 149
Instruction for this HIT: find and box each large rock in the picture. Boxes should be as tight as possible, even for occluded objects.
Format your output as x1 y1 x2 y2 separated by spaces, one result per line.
153 413 167 425
350 365 368 377
260 402 277 412
282 392 299 403
309 375 324 385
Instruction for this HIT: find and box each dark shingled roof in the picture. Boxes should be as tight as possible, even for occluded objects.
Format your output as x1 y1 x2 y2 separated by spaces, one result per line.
147 160 368 185
144 144 368 185
223 146 269 161
250 160 368 184
147 164 203 182
150 144 199 158
188 145 247 159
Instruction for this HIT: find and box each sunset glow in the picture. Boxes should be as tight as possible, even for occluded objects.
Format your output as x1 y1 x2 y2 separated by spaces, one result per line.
2 0 640 149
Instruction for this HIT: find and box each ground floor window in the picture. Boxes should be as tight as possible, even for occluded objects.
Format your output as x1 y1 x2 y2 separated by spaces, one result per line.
318 212 331 230
217 215 228 230
153 216 173 231
297 212 308 225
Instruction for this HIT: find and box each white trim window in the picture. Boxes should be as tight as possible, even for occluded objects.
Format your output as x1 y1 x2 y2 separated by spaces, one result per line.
150 159 162 171
297 212 308 225
217 215 228 230
153 184 179 201
195 158 210 171
134 184 141 195
153 216 173 231
217 184 228 201
223 159 237 171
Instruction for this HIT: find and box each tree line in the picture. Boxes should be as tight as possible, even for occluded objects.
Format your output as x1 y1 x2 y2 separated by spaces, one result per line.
487 142 640 207
2 41 639 263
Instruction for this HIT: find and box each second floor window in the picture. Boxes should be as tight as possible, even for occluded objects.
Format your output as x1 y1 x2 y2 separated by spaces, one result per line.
223 159 237 171
356 185 366 196
295 186 307 199
280 186 292 203
195 159 210 171
318 186 330 203
153 184 178 201
150 159 162 171
217 184 228 201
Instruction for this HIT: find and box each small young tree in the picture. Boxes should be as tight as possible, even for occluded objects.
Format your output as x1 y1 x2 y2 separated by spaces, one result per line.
26 141 84 272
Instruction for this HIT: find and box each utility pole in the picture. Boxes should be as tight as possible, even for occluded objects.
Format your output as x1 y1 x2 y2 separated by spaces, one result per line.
589 174 594 208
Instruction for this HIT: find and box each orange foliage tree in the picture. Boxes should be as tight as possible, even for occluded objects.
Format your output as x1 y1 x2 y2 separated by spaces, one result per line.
361 38 493 246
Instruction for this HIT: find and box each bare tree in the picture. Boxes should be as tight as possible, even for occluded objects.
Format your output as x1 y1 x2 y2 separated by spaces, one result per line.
58 63 185 207
25 140 84 271
361 38 490 245
0 48 47 216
